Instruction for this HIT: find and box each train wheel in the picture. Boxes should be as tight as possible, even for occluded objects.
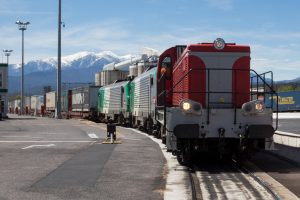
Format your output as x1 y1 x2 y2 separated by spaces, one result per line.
177 151 191 166
160 125 166 144
233 146 246 166
177 142 192 166
147 118 154 135
143 118 148 133
162 136 166 144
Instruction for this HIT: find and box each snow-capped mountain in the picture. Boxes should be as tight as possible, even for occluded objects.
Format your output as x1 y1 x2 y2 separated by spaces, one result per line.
8 51 132 94
9 51 131 76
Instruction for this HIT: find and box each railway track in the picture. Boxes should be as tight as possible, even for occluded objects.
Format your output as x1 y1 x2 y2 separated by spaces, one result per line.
187 159 280 200
188 168 202 200
231 160 281 200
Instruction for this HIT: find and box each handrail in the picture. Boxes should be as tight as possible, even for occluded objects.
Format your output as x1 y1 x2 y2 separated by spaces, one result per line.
158 68 277 101
250 70 278 130
157 67 278 130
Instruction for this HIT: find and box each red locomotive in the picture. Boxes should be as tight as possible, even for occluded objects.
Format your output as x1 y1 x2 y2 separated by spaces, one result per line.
156 38 276 164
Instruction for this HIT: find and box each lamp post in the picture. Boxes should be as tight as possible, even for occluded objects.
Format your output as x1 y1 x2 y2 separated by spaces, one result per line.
56 0 62 119
16 20 30 115
3 49 13 64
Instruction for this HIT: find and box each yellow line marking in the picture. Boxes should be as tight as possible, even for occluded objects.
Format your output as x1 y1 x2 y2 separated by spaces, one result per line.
101 138 122 144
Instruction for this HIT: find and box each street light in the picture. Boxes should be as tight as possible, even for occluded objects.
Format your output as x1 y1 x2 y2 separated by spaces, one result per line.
16 20 30 115
3 49 13 64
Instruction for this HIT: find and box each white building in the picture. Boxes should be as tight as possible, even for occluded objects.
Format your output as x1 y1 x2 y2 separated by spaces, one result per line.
0 63 8 118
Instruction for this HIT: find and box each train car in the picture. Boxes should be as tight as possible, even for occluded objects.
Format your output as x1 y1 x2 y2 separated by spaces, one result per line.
71 86 100 117
155 38 277 164
265 91 300 112
98 80 131 124
30 95 44 116
131 67 157 132
45 91 56 117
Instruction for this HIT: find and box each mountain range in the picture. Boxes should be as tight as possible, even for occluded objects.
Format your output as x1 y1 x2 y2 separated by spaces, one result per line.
8 51 300 96
8 51 132 95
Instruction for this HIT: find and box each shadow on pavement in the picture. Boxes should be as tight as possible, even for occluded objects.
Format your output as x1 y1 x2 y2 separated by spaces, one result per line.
6 117 37 120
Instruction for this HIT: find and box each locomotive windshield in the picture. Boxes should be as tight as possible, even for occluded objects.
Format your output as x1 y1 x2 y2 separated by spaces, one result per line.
161 57 172 79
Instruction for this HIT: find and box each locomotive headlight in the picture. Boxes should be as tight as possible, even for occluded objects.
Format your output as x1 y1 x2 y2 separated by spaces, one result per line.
242 100 265 115
214 38 226 50
255 101 264 112
182 102 191 111
180 99 202 115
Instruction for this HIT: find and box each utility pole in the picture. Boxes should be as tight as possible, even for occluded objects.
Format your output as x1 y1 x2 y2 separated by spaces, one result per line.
56 0 62 119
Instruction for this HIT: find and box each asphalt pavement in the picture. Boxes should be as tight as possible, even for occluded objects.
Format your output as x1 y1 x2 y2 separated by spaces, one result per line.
0 115 165 200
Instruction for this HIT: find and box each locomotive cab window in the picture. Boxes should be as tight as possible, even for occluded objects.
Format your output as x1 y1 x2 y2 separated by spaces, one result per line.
161 57 172 79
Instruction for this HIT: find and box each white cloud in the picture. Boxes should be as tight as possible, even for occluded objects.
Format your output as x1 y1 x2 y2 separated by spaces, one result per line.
250 44 300 80
2 18 300 81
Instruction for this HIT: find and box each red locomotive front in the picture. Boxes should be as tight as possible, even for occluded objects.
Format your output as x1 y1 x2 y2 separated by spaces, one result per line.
156 38 276 165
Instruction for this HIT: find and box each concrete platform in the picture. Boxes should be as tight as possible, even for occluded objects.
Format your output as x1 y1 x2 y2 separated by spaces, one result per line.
274 112 300 135
272 112 300 147
270 112 300 166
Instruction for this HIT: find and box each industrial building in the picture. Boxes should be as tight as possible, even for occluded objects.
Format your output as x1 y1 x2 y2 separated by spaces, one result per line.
0 63 8 118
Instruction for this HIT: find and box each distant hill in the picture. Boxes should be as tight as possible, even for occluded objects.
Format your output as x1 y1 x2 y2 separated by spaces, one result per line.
276 77 300 84
8 51 132 95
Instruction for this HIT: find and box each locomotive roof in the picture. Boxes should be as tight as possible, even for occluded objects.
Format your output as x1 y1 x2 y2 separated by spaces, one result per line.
186 43 250 53
171 42 250 68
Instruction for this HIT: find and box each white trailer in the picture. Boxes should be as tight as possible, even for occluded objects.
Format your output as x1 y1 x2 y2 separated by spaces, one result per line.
30 95 44 116
46 91 56 111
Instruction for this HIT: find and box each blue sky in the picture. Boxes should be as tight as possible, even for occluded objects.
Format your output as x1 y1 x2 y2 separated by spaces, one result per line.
0 0 299 80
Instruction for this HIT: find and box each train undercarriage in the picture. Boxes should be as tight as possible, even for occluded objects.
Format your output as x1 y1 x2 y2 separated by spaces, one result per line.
175 137 267 165
158 104 276 165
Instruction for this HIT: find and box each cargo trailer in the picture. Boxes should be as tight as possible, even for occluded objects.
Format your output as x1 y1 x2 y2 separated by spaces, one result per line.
25 96 31 115
265 91 300 112
13 99 20 114
8 101 14 113
30 95 44 116
71 86 101 114
45 91 56 117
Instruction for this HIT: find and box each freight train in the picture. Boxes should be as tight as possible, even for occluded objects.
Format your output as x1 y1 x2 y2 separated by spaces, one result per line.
8 38 278 165
97 38 278 164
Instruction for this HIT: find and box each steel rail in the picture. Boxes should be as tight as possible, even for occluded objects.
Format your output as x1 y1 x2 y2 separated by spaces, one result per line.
188 167 202 200
231 160 281 200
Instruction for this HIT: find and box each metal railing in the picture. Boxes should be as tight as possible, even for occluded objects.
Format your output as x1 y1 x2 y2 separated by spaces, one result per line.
157 68 278 130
